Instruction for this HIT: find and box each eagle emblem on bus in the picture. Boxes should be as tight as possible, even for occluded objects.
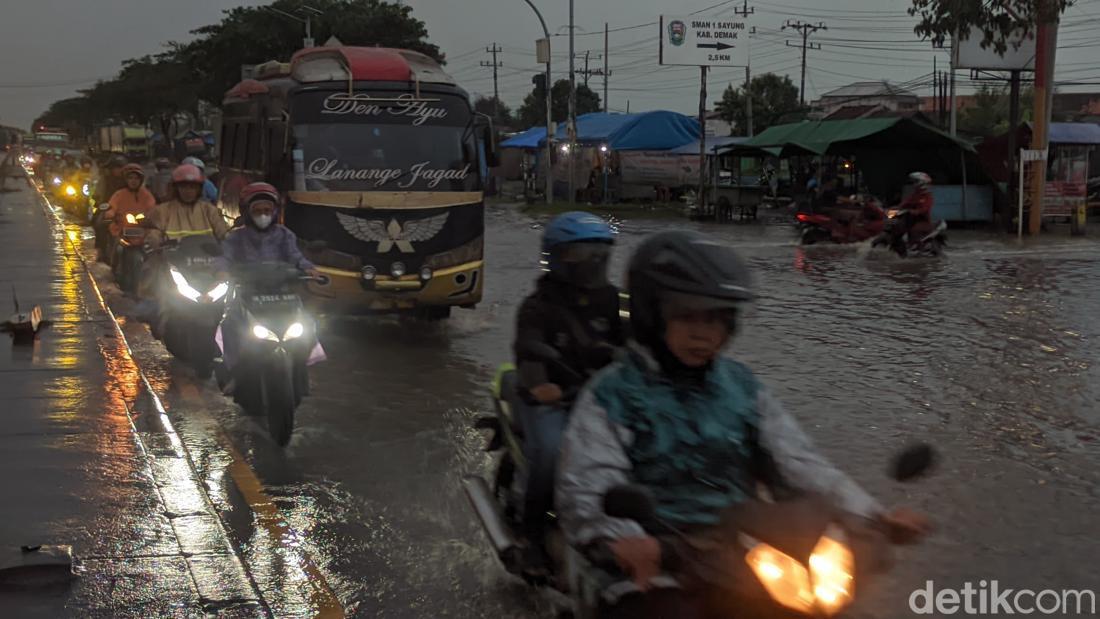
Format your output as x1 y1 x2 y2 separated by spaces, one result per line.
335 212 449 253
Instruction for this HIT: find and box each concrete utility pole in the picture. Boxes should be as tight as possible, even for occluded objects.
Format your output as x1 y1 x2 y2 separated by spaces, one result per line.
522 0 553 205
782 20 826 106
568 0 576 204
1028 4 1060 235
737 2 755 136
480 44 504 121
604 23 610 113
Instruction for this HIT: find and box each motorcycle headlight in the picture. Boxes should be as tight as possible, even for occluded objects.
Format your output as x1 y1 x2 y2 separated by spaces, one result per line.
252 324 279 342
64 184 77 196
743 528 855 617
745 539 815 614
82 184 90 196
284 322 305 340
808 527 855 614
207 282 229 302
125 213 137 224
169 268 202 302
52 177 62 186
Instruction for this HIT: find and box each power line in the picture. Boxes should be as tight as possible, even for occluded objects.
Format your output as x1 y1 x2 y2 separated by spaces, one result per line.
782 19 827 105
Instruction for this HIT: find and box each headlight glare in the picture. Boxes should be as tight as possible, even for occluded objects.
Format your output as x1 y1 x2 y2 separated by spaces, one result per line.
170 268 201 302
82 184 90 196
284 322 304 340
64 184 77 196
252 325 278 341
744 538 815 614
809 528 855 614
207 282 229 302
390 261 406 278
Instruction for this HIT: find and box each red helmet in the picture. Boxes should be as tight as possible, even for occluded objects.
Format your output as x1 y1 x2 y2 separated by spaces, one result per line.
171 163 204 185
122 163 145 179
239 182 279 208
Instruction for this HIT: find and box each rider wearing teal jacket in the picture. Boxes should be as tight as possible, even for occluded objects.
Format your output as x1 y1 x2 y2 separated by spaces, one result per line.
555 231 930 604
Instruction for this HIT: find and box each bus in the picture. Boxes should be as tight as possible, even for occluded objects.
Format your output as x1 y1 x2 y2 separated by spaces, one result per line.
219 46 496 320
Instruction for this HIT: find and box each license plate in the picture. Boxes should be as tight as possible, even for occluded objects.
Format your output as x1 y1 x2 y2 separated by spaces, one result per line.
250 294 298 304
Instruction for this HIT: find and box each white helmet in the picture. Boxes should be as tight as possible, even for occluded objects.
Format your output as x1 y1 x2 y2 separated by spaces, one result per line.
182 156 206 171
908 171 932 189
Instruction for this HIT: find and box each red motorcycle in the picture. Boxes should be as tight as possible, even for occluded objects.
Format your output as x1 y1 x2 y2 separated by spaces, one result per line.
797 195 886 245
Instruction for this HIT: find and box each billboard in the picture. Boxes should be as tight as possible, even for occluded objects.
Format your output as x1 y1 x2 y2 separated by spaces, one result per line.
953 27 1035 71
659 15 749 67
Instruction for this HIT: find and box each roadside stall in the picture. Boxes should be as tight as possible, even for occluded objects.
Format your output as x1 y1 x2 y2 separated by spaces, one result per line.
729 117 992 222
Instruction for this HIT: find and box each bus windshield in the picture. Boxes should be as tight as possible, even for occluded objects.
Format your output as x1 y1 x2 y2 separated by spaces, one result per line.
291 91 478 192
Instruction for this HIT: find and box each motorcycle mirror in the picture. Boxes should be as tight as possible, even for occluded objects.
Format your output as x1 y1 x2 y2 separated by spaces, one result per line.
603 485 657 524
202 243 224 257
890 442 937 482
515 340 564 363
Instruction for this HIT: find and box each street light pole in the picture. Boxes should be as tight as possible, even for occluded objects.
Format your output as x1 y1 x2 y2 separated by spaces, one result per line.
266 5 323 49
522 0 554 205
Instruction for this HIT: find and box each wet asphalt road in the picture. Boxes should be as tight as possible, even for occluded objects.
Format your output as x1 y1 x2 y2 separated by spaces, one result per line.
76 203 1100 618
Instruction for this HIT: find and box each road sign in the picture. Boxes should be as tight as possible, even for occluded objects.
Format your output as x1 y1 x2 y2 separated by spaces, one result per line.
660 15 749 67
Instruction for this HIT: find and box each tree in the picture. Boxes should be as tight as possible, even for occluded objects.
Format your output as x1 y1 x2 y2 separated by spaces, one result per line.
909 0 1074 52
959 83 1035 137
473 96 514 127
715 73 804 135
516 79 601 129
169 0 442 105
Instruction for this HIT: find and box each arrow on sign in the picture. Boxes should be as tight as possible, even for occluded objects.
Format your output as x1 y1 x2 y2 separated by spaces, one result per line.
696 42 735 51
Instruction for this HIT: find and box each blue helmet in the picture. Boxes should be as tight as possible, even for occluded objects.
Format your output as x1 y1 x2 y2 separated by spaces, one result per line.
541 212 615 288
541 211 614 252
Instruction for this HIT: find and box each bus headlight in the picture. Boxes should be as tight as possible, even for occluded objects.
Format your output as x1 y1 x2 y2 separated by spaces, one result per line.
419 266 433 281
361 265 376 281
390 262 406 278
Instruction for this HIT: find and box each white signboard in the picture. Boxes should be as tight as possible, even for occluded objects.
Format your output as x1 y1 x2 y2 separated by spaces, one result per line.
954 27 1035 71
660 15 749 67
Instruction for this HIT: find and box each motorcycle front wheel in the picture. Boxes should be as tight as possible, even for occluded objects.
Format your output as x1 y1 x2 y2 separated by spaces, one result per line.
263 348 297 447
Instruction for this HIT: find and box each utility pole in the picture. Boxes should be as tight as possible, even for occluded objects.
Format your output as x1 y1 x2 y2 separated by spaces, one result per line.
568 0 576 204
782 20 826 106
1028 4 1060 235
737 2 755 137
576 51 604 87
480 44 503 121
604 23 609 113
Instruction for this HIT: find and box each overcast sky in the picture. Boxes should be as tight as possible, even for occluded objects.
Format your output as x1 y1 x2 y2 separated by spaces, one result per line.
2 0 1100 131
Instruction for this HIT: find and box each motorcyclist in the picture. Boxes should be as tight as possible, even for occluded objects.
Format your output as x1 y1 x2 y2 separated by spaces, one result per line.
214 182 319 392
513 211 624 572
182 156 218 204
144 163 228 249
92 155 129 263
150 157 174 203
104 163 156 238
890 171 935 243
555 231 929 617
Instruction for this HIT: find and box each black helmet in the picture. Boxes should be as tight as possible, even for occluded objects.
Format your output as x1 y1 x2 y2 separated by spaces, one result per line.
627 230 753 350
108 154 128 169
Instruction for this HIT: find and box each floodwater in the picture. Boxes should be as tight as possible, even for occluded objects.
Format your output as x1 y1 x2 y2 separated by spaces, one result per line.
86 204 1100 618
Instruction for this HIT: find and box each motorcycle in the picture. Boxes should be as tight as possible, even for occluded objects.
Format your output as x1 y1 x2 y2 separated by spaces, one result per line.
52 174 94 224
567 444 937 619
111 212 147 295
152 234 228 377
796 196 886 245
872 208 947 258
216 262 328 447
463 341 584 589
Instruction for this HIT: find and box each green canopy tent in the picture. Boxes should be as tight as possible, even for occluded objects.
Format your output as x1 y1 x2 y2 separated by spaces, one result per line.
722 117 990 218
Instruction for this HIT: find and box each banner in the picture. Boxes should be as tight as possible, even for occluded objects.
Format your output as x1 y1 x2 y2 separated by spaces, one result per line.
619 151 701 186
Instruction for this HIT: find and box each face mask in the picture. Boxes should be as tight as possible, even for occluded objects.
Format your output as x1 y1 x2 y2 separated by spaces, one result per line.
252 213 274 230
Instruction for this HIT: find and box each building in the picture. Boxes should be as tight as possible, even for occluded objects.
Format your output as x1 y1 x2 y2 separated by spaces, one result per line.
812 81 920 118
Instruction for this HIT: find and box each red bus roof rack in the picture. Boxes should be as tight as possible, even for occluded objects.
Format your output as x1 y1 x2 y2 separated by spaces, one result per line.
290 46 455 86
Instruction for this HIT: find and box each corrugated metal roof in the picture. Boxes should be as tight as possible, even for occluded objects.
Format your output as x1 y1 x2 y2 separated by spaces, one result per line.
819 81 917 99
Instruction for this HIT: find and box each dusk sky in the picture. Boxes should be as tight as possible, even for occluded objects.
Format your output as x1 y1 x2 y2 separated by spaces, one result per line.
2 0 1099 130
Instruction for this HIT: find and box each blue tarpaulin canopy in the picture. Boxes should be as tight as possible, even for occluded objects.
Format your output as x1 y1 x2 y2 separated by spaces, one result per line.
500 111 700 151
1048 122 1100 145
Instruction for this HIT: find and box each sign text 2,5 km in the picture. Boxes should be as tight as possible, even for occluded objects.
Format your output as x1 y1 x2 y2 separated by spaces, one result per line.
659 15 749 67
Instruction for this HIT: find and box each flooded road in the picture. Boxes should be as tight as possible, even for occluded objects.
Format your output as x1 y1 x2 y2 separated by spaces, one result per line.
86 204 1100 617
